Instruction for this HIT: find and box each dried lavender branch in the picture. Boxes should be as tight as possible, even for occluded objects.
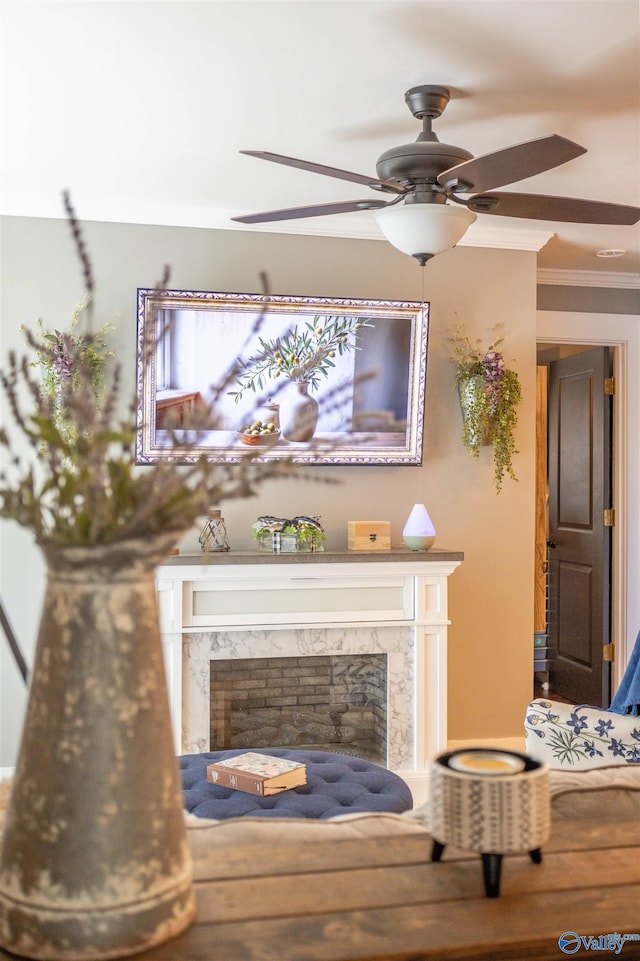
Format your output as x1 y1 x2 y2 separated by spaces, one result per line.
62 192 95 317
155 265 171 291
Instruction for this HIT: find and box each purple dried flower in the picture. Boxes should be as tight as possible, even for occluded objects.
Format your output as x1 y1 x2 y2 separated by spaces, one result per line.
52 339 74 379
482 350 505 415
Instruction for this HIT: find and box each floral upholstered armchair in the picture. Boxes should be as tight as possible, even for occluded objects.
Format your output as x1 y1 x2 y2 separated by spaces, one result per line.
525 699 640 769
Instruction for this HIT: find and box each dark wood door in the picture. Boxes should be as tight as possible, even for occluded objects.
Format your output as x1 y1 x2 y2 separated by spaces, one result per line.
547 348 612 706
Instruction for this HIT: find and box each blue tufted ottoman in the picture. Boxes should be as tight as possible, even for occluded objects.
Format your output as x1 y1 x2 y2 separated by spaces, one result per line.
180 749 414 820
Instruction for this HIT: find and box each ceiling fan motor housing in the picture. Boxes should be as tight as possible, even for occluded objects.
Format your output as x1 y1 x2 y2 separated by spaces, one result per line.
376 84 473 189
376 140 473 187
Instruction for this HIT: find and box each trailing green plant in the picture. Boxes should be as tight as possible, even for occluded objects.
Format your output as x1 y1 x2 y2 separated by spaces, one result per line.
450 323 522 493
0 195 301 548
229 314 374 402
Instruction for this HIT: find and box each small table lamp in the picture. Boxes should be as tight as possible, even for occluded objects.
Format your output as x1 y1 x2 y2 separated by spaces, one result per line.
429 749 550 897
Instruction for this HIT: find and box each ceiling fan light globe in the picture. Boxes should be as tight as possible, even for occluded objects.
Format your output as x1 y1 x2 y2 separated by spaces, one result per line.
373 203 476 262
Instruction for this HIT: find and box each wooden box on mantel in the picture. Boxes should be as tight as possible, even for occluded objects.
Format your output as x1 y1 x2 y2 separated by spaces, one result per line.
347 521 391 551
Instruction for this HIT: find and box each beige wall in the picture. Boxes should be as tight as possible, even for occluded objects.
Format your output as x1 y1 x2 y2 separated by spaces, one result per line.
0 215 537 768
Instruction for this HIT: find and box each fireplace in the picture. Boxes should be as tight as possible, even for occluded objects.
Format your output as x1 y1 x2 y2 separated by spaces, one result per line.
156 549 463 803
210 654 387 763
182 624 415 770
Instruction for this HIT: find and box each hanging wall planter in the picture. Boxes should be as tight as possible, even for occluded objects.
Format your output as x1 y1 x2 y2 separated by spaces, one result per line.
450 324 523 493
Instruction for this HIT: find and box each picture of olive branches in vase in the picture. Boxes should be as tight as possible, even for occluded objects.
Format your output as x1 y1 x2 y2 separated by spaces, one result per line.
229 315 374 441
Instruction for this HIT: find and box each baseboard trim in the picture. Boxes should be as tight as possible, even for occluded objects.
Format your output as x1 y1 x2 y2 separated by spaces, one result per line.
0 767 15 781
395 739 527 808
393 769 431 808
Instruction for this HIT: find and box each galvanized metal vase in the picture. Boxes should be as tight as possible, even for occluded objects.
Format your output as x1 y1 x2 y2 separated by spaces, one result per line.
0 533 195 960
458 374 493 448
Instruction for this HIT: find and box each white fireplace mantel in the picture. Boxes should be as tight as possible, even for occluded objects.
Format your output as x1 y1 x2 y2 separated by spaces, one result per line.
156 548 462 803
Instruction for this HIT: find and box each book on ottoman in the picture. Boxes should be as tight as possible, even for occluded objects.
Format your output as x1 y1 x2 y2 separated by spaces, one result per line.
206 752 307 796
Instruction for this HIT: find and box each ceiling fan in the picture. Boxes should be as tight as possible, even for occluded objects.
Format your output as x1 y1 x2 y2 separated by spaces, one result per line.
233 85 640 265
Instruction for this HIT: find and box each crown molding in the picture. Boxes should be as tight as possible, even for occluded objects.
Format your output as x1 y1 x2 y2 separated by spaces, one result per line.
217 211 554 252
0 194 553 252
459 223 553 252
536 268 640 289
5 195 637 285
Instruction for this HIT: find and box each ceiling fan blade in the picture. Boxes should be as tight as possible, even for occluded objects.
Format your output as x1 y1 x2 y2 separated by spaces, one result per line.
438 135 587 193
232 198 391 225
467 191 640 225
240 150 406 194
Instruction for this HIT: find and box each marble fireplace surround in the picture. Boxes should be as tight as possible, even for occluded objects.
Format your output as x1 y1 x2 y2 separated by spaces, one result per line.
156 549 462 803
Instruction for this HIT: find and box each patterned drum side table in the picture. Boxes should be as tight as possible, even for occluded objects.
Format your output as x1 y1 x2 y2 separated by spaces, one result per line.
429 749 550 898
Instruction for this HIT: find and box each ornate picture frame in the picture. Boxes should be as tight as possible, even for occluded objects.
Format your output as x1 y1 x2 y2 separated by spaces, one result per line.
136 289 429 466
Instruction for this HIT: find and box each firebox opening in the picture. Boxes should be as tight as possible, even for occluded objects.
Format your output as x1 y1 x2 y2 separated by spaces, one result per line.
210 654 388 764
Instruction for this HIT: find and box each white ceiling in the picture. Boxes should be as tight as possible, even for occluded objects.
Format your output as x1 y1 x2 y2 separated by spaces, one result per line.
1 0 639 280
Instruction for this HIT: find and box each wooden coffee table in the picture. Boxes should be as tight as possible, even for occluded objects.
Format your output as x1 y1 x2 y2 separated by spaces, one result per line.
2 815 639 960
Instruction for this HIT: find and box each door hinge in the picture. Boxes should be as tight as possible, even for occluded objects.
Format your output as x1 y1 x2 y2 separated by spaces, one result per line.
603 643 615 662
604 376 615 395
604 508 615 527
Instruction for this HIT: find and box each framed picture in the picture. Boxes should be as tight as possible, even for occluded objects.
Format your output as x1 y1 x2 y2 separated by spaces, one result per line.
135 289 429 466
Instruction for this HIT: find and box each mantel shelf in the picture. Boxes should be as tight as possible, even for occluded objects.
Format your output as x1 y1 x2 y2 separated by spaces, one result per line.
162 547 464 567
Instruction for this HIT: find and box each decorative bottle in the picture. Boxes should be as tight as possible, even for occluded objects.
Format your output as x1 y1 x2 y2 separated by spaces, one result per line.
198 509 230 552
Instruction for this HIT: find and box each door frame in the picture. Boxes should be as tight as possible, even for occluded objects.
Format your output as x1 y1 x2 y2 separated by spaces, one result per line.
536 310 640 692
